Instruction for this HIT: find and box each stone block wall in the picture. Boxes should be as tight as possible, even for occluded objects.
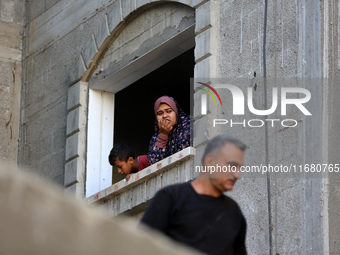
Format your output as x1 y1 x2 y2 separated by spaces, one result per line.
20 0 110 183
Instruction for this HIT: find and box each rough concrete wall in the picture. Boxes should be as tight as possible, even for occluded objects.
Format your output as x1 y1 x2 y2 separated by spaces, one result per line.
25 0 62 23
216 0 326 254
0 0 24 163
324 0 340 254
20 0 113 184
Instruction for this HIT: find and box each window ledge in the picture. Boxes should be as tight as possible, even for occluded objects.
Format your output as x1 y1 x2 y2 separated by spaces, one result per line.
87 147 196 204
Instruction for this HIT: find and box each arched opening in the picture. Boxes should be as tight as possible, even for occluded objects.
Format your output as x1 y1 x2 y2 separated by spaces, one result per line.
86 3 195 196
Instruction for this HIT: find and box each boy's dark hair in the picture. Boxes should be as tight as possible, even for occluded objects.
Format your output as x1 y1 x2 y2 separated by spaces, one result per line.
108 144 136 166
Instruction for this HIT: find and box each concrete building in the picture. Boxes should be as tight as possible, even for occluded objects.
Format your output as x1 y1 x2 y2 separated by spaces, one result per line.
0 0 339 254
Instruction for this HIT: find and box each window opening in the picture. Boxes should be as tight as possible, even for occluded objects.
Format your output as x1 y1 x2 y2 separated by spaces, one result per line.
112 48 194 183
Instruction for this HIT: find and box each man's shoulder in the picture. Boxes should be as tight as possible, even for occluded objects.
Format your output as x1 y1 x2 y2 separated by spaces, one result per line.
222 194 237 203
157 182 192 197
222 195 245 216
162 182 190 191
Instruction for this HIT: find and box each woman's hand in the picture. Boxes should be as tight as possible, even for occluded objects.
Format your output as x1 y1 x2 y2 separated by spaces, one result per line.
158 119 173 136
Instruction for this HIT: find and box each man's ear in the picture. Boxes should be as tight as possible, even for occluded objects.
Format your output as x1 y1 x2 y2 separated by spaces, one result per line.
204 154 215 166
127 156 134 165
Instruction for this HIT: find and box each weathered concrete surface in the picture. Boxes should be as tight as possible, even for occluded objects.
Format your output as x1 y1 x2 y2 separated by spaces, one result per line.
214 0 337 254
324 1 340 254
0 0 24 163
0 160 201 255
20 0 110 184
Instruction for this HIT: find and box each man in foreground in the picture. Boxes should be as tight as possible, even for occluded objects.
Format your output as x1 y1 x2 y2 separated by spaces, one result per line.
141 134 247 255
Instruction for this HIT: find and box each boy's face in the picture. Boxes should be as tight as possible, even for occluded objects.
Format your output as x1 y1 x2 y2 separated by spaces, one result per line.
114 157 134 175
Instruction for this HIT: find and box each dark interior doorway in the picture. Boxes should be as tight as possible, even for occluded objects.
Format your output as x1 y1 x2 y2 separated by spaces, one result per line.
112 48 194 183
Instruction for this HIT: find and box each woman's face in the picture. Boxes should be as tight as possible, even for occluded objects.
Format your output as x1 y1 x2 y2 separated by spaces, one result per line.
156 103 177 127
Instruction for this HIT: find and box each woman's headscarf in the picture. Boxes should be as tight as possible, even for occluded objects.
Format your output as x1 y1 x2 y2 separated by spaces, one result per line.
154 96 178 118
153 96 187 133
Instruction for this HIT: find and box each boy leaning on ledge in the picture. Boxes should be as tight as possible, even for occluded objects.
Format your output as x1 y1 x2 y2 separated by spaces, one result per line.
108 144 150 181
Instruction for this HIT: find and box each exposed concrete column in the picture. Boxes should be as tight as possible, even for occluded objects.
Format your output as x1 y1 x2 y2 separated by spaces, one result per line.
64 81 88 198
193 0 221 167
322 0 340 254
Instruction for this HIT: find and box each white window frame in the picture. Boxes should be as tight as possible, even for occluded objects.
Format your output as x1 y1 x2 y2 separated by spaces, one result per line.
86 90 115 197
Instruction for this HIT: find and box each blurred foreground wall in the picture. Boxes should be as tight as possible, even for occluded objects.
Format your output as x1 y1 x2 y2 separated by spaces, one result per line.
0 0 339 254
0 161 200 255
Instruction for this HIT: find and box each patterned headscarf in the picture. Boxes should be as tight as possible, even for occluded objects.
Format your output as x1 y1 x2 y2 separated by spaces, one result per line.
153 96 187 133
154 96 178 117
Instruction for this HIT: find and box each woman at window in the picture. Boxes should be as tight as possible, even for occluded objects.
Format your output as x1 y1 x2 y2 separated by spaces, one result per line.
148 96 191 165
